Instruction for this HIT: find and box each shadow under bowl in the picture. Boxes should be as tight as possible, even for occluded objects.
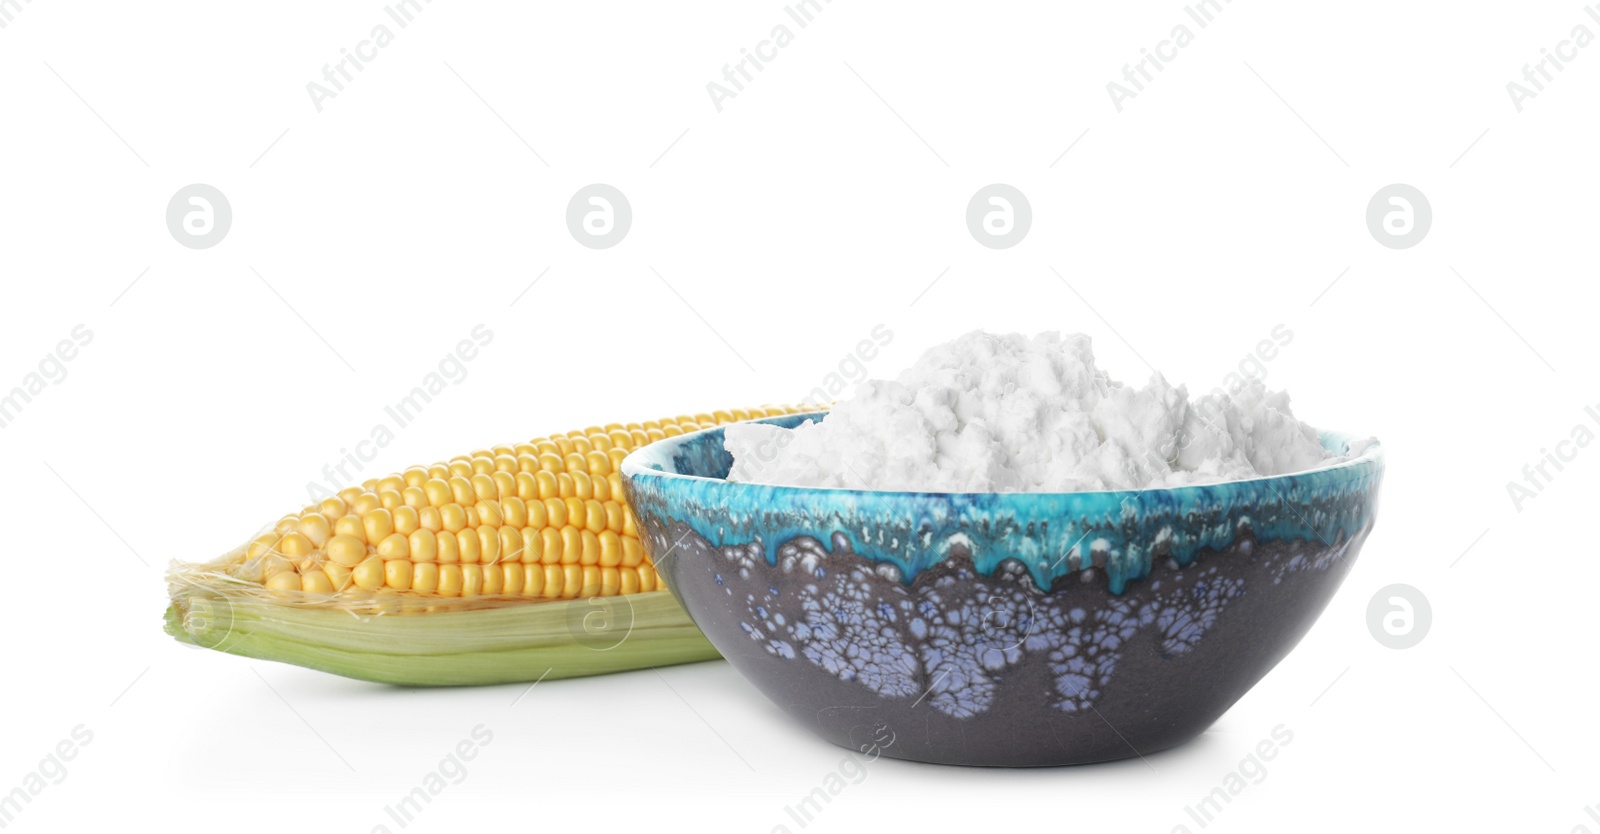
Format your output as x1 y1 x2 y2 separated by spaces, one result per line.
621 412 1384 767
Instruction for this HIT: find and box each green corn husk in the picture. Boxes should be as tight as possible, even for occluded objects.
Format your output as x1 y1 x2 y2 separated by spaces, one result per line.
164 553 719 686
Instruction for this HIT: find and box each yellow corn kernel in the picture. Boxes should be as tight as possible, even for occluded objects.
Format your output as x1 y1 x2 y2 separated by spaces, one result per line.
333 514 365 539
476 499 503 528
564 497 584 530
321 562 353 591
298 513 332 548
319 497 348 520
246 533 278 562
560 565 583 599
582 500 605 534
453 529 479 564
412 562 440 593
277 531 313 559
539 526 563 564
424 478 453 508
376 533 409 561
501 497 527 528
580 529 600 566
621 536 643 567
578 565 602 599
379 489 404 511
300 570 335 593
535 470 559 500
265 571 301 591
541 564 562 598
478 526 501 565
604 501 624 534
543 497 568 528
326 534 367 567
472 473 499 503
392 506 420 536
362 509 394 546
384 559 413 590
492 471 516 502
499 527 521 563
560 527 583 565
419 506 442 532
461 565 484 597
525 498 547 529
522 564 544 596
352 557 385 590
402 486 428 509
598 530 623 567
520 528 542 564
481 561 504 594
437 564 463 597
449 476 475 506
622 506 637 537
436 530 460 564
409 529 438 563
351 492 381 515
500 562 524 595
440 503 468 533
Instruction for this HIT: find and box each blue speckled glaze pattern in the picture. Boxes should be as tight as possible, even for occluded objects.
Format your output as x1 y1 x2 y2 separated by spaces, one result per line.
624 412 1382 594
621 411 1384 766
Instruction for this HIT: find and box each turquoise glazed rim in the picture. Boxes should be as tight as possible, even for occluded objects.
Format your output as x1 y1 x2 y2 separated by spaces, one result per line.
622 411 1383 595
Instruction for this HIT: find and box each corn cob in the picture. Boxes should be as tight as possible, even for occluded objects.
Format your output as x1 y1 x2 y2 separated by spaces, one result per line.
165 405 807 686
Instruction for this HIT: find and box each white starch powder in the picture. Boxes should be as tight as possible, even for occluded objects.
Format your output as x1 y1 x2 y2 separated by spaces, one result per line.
725 331 1363 492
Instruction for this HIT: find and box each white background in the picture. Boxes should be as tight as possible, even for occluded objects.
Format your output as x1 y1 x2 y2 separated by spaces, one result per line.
2 1 1597 831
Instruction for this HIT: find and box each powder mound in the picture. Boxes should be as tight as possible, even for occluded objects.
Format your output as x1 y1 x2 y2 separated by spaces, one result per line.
725 331 1359 492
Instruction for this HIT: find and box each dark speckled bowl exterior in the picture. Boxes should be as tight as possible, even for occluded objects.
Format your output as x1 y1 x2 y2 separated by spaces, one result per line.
622 412 1383 767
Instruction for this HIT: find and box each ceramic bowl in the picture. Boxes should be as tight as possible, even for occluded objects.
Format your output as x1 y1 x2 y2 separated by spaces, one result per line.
621 412 1383 767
